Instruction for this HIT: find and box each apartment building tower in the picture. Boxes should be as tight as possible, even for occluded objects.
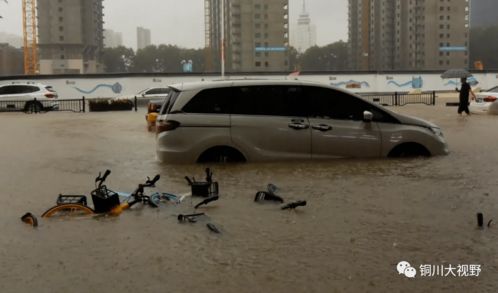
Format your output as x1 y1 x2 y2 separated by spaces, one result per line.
204 0 290 72
37 0 104 74
137 27 152 50
104 29 123 48
349 0 470 71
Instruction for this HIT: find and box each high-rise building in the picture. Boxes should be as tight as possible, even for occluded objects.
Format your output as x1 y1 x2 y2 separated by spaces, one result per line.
470 0 498 28
0 43 23 75
348 0 370 70
292 0 316 53
137 27 151 50
349 0 470 71
37 0 104 74
204 0 290 72
104 29 123 48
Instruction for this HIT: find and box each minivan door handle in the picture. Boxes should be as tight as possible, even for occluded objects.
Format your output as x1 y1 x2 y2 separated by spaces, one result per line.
288 122 309 130
312 124 332 131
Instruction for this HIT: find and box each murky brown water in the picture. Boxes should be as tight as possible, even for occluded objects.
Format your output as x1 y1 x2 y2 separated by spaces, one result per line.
1 103 498 293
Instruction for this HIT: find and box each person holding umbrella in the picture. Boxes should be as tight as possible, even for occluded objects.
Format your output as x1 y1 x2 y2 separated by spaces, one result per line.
456 77 476 116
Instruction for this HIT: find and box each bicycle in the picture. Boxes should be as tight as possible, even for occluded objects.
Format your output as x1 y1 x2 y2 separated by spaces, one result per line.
41 170 161 218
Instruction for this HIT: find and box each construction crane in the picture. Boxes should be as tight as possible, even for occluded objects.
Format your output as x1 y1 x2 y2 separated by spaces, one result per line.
22 0 38 75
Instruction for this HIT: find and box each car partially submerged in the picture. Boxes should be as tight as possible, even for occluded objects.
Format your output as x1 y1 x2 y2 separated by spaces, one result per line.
470 86 498 115
116 87 171 106
155 80 449 163
0 82 59 112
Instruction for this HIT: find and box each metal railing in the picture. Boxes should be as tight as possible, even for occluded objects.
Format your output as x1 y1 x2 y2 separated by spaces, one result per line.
0 96 141 113
360 91 436 106
0 97 86 113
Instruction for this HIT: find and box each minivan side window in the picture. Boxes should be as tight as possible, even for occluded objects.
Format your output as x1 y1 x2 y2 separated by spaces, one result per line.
306 86 397 122
232 85 306 116
182 88 232 114
146 88 170 95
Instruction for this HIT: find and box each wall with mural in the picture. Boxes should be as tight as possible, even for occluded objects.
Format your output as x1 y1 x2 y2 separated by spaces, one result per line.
2 72 497 99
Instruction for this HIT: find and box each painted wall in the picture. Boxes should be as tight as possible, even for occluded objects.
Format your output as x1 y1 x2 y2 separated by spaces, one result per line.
2 72 497 99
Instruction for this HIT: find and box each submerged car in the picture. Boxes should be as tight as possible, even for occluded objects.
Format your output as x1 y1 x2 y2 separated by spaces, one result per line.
146 98 169 131
0 82 59 112
116 87 171 107
470 86 498 115
156 80 449 163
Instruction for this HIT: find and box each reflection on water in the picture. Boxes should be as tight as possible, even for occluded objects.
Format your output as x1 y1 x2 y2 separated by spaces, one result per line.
1 107 498 292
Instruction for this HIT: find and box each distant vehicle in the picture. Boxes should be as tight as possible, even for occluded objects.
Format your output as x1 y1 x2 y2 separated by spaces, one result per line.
116 87 171 107
0 82 59 112
136 87 171 99
156 80 449 163
146 98 169 131
470 86 498 115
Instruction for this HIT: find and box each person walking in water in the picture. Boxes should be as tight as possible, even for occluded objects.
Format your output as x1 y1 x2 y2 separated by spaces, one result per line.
456 77 476 115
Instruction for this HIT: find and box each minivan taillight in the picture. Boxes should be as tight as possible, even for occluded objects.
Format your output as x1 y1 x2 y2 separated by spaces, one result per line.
45 93 58 99
156 120 180 134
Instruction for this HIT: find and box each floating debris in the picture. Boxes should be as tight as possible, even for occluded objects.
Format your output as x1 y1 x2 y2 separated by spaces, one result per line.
206 223 220 234
281 200 307 210
477 213 484 228
177 213 205 223
194 195 219 209
21 212 38 227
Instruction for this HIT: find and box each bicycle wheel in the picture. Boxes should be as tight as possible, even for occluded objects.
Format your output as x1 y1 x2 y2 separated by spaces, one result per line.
41 203 95 218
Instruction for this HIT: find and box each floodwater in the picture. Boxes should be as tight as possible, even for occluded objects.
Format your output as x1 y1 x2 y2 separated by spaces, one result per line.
1 102 498 293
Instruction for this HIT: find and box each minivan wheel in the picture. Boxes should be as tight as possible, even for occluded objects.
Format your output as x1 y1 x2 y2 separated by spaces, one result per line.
24 101 43 113
388 143 431 158
197 147 246 163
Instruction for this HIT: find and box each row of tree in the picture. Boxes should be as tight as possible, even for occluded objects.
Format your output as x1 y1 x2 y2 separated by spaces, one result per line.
101 41 349 73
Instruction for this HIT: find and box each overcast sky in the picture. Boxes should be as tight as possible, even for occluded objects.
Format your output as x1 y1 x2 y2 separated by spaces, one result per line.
0 0 348 49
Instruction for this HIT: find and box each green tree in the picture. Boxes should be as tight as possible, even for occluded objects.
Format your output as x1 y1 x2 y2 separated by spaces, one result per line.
299 41 349 71
470 26 498 70
133 45 161 72
101 46 135 73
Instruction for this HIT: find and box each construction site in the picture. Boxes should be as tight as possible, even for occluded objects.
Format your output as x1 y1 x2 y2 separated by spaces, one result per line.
21 0 104 75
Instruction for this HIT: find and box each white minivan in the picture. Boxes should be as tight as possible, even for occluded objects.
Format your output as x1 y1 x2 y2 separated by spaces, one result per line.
156 80 448 163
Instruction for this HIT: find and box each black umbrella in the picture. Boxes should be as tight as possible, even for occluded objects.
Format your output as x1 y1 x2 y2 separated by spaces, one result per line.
441 69 472 79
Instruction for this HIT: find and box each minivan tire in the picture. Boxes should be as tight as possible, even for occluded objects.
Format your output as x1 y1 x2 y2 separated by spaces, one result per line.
197 146 246 163
388 143 431 158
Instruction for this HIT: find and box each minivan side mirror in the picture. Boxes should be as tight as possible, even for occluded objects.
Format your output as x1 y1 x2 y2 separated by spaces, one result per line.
363 111 373 122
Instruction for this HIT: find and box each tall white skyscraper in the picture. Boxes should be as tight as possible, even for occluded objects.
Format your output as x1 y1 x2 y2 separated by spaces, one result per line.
292 0 316 53
137 27 151 50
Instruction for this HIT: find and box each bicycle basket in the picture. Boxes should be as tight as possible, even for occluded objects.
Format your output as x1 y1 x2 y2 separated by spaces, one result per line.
91 185 120 213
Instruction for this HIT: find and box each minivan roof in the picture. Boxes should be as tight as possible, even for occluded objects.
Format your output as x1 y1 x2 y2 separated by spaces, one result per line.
168 79 336 92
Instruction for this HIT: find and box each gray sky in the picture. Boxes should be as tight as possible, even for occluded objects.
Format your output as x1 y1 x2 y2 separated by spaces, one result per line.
0 0 348 49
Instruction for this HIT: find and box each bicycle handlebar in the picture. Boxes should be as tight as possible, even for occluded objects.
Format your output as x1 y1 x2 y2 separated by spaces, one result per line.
145 174 160 186
95 169 111 187
132 174 161 197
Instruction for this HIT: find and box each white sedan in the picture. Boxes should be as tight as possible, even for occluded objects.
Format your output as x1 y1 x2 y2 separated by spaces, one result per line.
470 86 498 115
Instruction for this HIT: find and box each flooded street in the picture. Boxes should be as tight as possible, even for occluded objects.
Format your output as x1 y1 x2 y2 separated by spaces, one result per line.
1 103 498 293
